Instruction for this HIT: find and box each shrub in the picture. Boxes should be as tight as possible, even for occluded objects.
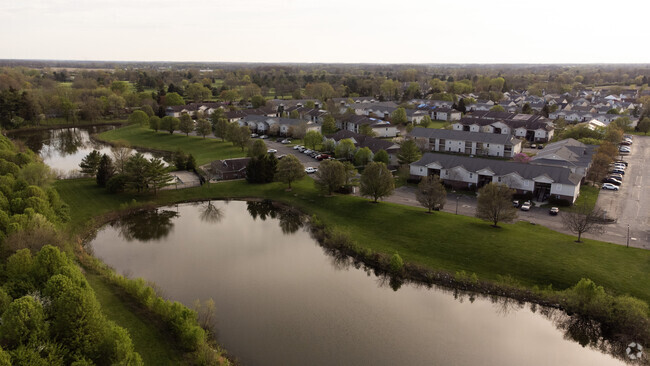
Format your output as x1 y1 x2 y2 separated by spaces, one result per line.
389 253 404 275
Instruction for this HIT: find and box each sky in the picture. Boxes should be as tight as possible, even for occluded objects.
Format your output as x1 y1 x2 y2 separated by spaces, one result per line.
1 0 649 64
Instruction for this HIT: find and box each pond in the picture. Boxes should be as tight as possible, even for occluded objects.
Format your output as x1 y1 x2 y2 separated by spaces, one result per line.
87 201 630 366
9 125 162 178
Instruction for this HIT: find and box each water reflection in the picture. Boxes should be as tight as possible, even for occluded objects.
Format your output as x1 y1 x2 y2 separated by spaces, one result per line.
89 201 633 366
112 209 178 241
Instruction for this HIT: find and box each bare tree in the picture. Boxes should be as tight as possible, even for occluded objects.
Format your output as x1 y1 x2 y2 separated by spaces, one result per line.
563 204 607 243
111 142 133 174
475 183 517 227
416 175 447 213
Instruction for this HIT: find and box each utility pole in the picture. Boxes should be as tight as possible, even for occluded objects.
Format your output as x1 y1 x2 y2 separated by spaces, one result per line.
455 195 460 215
627 224 630 248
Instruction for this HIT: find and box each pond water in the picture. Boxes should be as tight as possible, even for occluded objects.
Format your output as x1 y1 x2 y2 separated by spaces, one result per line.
9 125 161 178
87 201 630 366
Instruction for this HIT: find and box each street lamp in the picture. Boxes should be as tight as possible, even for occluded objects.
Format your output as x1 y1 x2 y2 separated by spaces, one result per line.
627 224 630 248
455 195 460 215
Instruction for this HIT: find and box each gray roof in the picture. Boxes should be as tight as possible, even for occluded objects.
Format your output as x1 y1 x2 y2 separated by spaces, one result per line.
409 128 521 146
326 130 399 153
530 139 595 170
413 153 582 186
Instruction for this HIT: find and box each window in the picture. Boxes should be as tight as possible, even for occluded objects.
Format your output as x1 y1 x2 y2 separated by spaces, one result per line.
469 173 473 178
524 180 529 186
498 177 502 182
420 168 423 172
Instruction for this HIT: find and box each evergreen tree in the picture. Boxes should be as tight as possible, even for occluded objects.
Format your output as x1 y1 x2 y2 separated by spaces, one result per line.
79 150 101 176
96 154 115 187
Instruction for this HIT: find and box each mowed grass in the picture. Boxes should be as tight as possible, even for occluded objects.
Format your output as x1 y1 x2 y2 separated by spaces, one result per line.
98 124 245 165
57 177 650 305
571 185 600 211
85 273 183 365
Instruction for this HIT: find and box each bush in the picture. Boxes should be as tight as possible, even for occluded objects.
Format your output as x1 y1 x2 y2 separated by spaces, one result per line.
548 197 572 207
106 174 128 194
389 253 404 275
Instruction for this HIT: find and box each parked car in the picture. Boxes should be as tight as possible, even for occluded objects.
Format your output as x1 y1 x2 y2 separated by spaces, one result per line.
310 152 319 158
620 141 631 146
610 163 626 169
602 177 622 186
549 207 559 216
614 160 628 167
251 133 259 138
304 167 318 174
602 183 619 191
276 154 286 160
275 138 284 143
293 145 304 150
281 139 291 144
608 174 624 181
619 146 631 153
520 202 531 211
317 154 331 161
297 146 307 152
260 135 269 139
512 200 520 208
537 144 544 149
609 169 625 176
303 149 313 154
530 144 537 149
267 149 277 154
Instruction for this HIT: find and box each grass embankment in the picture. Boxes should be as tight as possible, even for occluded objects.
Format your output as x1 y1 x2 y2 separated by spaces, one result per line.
84 273 183 365
426 120 449 129
97 124 245 165
55 178 650 305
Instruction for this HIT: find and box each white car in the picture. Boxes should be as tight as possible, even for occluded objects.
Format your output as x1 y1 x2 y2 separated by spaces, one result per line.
293 145 304 150
602 183 619 191
304 167 318 174
619 146 631 153
260 135 269 139
520 202 531 211
267 149 277 154
303 149 313 154
281 139 291 144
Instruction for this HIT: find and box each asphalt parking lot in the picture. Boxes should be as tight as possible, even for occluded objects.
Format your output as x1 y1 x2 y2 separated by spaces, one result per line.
265 140 321 169
595 135 650 248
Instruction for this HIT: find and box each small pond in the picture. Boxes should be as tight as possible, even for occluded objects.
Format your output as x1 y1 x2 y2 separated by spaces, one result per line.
87 201 631 366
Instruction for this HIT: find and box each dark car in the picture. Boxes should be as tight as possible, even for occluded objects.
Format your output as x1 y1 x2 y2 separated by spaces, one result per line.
608 174 623 181
609 169 625 176
537 144 544 149
602 177 622 186
276 138 284 142
316 154 331 161
614 160 628 167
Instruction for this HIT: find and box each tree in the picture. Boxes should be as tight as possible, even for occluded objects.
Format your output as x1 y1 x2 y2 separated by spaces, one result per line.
128 110 149 126
275 154 305 190
359 124 377 137
288 123 307 139
314 159 347 195
111 142 133 174
289 110 300 119
251 95 267 108
360 162 394 203
416 175 447 213
246 155 277 183
321 115 337 134
391 107 407 124
96 154 115 187
0 296 47 348
304 130 323 150
334 138 356 160
179 113 194 136
354 147 373 166
637 117 650 135
186 154 197 171
211 113 229 141
149 115 161 132
124 153 150 193
456 98 467 113
164 92 185 106
373 149 390 165
248 139 267 158
195 117 211 138
604 126 623 144
186 83 211 102
173 149 188 170
586 152 612 185
321 138 336 153
490 105 506 112
418 115 433 128
229 125 251 151
397 139 421 165
79 150 101 176
521 103 532 114
475 183 517 227
146 157 172 195
563 204 607 243
161 116 179 134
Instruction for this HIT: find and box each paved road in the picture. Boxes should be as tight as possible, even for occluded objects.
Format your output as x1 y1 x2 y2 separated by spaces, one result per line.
594 135 650 249
265 140 321 169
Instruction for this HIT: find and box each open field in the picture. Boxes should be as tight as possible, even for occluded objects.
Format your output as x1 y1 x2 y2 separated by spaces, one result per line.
56 177 650 304
98 124 246 165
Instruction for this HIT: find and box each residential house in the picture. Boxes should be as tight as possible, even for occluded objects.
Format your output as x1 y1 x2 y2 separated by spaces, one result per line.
529 138 595 178
209 158 251 181
337 115 399 137
238 115 321 135
453 116 555 142
409 128 522 158
410 153 583 203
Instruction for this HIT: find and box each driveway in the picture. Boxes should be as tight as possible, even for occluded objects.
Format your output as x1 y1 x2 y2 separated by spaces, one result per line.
594 135 650 249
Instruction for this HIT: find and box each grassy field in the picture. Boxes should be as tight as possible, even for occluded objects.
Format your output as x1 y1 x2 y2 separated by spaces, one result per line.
85 273 183 365
427 120 449 129
571 184 600 211
56 177 650 305
98 124 246 165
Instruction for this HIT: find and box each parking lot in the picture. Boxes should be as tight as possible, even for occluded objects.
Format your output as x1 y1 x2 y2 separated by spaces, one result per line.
265 139 321 169
595 135 650 248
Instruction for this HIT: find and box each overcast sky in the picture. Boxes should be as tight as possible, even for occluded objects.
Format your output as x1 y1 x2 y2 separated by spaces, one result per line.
1 0 648 64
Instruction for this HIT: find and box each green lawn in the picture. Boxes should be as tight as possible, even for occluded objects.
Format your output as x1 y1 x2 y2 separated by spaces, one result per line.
56 178 650 305
98 125 245 165
572 185 600 211
426 120 448 129
85 273 183 365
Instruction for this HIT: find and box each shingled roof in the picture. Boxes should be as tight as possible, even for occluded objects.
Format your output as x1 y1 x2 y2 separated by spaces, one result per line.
409 128 520 146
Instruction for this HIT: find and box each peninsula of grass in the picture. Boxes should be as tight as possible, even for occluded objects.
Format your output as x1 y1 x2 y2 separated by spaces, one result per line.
56 177 650 305
97 124 245 165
